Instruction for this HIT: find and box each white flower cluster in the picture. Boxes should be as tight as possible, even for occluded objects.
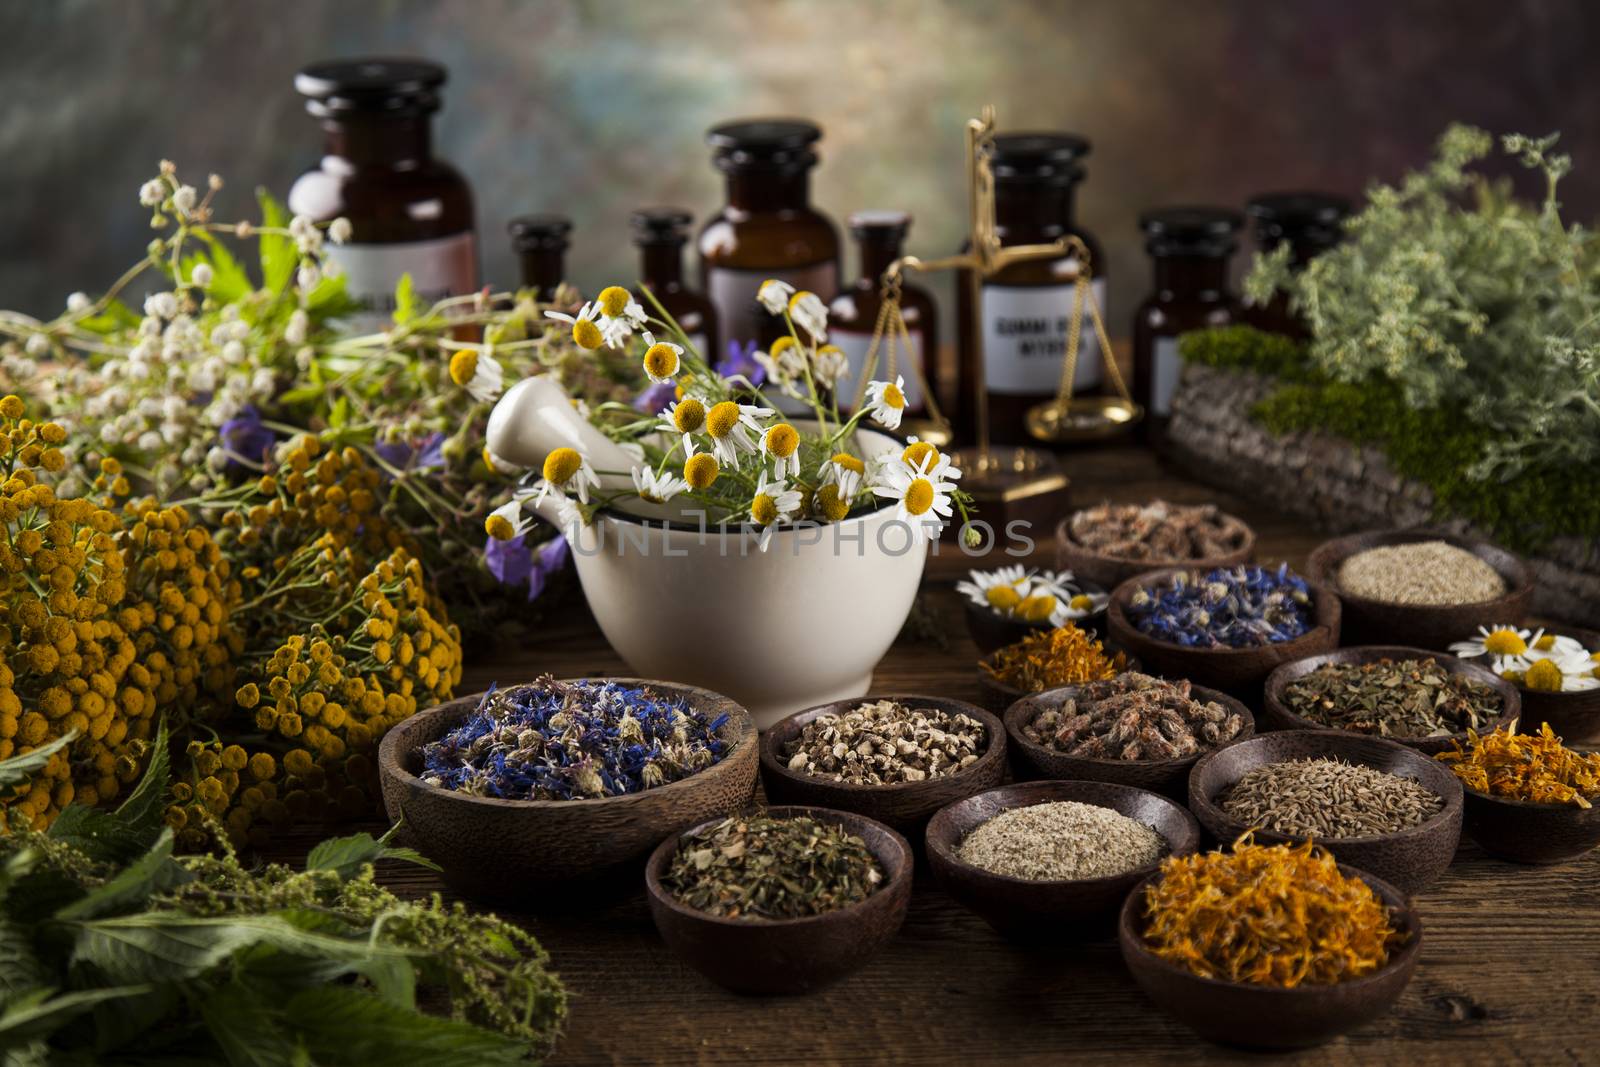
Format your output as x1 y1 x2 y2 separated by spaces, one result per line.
956 565 1110 628
1450 626 1600 693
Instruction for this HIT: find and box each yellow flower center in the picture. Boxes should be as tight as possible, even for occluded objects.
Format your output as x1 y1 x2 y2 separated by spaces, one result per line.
1483 629 1528 656
683 452 719 490
572 319 603 350
706 401 740 439
672 398 706 433
543 447 582 486
765 423 799 458
448 350 478 386
1069 593 1094 613
1018 594 1058 623
484 514 516 541
597 286 631 318
769 336 797 357
1524 658 1564 692
751 494 778 526
1533 634 1556 651
816 484 850 522
788 291 815 314
643 343 679 380
902 441 939 472
986 586 1022 612
831 452 865 475
903 477 934 516
1593 651 1600 664
882 382 906 410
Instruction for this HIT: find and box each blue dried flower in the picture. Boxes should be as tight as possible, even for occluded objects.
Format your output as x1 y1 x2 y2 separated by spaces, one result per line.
1129 564 1313 649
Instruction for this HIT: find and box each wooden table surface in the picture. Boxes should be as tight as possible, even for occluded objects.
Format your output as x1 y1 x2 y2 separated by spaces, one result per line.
268 444 1600 1065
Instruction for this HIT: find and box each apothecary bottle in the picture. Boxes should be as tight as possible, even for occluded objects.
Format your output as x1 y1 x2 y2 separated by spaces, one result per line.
632 208 719 359
289 58 477 331
507 214 572 303
1133 207 1243 429
956 133 1104 445
828 211 938 415
698 119 840 352
1243 191 1350 339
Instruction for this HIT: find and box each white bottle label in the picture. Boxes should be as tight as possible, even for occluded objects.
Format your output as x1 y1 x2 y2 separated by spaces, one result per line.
1151 335 1182 416
828 329 925 414
706 261 838 352
981 278 1106 396
324 232 478 332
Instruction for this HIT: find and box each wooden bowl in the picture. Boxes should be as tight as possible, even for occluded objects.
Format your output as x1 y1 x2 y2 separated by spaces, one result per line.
1119 863 1422 1049
377 679 759 903
1501 625 1600 746
1055 508 1256 591
759 695 1007 838
1106 565 1341 702
1262 646 1521 755
1188 730 1464 895
961 582 1108 654
974 646 1139 715
1306 529 1533 651
926 780 1201 940
1003 682 1255 800
644 805 913 994
1458 788 1600 865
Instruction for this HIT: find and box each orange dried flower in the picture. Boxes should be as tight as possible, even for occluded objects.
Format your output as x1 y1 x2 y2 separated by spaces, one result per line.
982 624 1126 692
1436 722 1600 808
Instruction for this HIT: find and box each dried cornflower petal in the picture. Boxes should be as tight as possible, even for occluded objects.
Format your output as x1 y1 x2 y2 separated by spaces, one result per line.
782 700 985 785
1127 564 1313 649
1436 722 1600 808
1021 672 1245 761
983 625 1127 692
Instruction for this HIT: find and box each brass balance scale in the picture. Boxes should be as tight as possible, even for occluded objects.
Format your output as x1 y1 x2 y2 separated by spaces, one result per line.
848 106 1142 533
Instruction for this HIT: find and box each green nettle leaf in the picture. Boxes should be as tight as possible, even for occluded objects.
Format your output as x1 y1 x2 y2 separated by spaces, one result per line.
199 981 300 1067
392 273 419 325
285 986 528 1066
257 188 295 293
194 232 256 303
0 986 152 1044
305 270 359 319
0 732 76 791
47 720 170 865
72 298 142 337
303 826 439 881
0 918 46 1000
53 829 189 922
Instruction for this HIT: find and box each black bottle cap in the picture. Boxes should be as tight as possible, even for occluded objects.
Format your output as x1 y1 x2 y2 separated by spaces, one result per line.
1139 206 1243 258
707 119 822 172
630 207 694 245
1246 191 1350 257
848 210 911 240
295 57 447 118
987 133 1091 184
507 214 572 252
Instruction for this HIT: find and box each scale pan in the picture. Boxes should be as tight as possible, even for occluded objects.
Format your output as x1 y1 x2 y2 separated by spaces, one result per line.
1024 396 1144 443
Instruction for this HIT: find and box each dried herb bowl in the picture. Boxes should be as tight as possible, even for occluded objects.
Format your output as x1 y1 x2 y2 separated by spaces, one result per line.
1105 565 1341 702
377 679 759 903
1003 682 1254 800
961 578 1109 654
926 780 1201 940
758 696 1007 838
1187 729 1464 895
1262 646 1520 756
1457 787 1600 865
1054 507 1256 591
1305 529 1533 651
644 805 913 995
1117 862 1423 1049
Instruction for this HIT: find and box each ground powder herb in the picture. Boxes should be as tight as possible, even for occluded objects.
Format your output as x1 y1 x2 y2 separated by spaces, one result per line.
957 800 1164 880
1337 540 1505 606
1219 757 1445 838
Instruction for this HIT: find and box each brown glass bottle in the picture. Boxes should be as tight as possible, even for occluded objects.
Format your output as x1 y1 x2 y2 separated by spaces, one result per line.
632 208 720 361
507 214 571 303
289 58 477 331
698 119 840 353
1243 191 1350 339
1133 208 1243 436
828 211 938 416
955 134 1105 445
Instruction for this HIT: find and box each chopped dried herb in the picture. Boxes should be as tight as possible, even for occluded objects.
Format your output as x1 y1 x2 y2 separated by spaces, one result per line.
983 624 1128 692
1021 672 1245 760
1142 836 1405 987
783 700 985 784
1436 722 1600 808
1282 657 1504 739
1067 500 1247 561
662 814 883 920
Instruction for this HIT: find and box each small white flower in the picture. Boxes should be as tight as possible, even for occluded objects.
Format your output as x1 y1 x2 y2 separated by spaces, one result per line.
863 375 909 430
296 346 315 371
190 263 214 288
757 279 795 314
284 309 309 345
66 292 90 313
484 499 533 542
137 430 163 452
640 333 684 384
544 302 605 350
760 422 802 479
753 337 807 398
221 340 246 364
631 465 688 504
296 263 322 290
818 451 867 495
138 179 166 207
658 396 706 454
705 400 771 466
24 334 49 357
1523 631 1589 662
172 185 198 215
872 450 956 543
749 471 803 551
448 347 504 404
143 292 178 321
813 343 848 390
329 217 353 245
1449 625 1544 674
787 290 829 340
533 447 600 506
956 565 1035 615
289 215 315 238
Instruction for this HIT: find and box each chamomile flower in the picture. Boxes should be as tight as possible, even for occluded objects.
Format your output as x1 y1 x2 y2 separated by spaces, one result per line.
754 337 806 398
483 446 523 475
872 451 955 542
533 446 599 505
631 465 687 504
863 375 909 430
683 444 720 491
757 279 795 314
761 422 802 478
956 565 1033 615
818 451 866 497
545 302 605 350
1450 625 1545 672
704 400 771 466
813 343 848 390
1524 631 1589 662
659 396 707 453
788 290 829 340
641 334 683 384
484 499 532 541
447 346 504 403
749 472 802 551
1519 655 1600 693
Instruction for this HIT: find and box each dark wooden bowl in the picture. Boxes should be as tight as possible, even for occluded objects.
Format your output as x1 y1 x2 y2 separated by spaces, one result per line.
1055 509 1256 591
644 805 913 994
1502 625 1600 746
974 646 1139 715
1458 787 1600 865
1106 564 1341 703
1119 863 1422 1049
377 680 759 903
759 695 1007 838
1188 730 1464 895
1261 646 1520 756
1003 682 1255 800
926 780 1201 940
961 582 1108 654
1306 529 1533 651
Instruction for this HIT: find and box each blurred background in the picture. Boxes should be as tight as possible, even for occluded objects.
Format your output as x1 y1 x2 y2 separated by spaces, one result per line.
2 0 1597 326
